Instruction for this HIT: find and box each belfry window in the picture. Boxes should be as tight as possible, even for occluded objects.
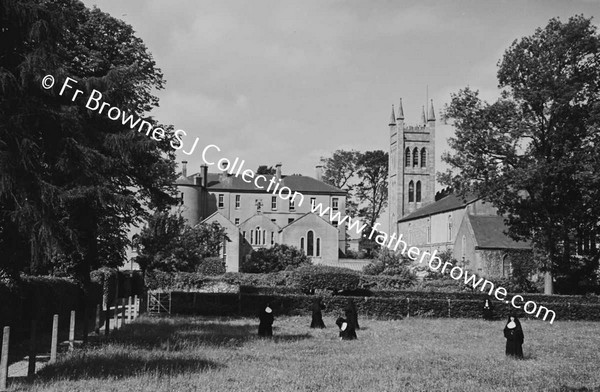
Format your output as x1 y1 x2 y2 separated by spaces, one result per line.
405 148 411 167
416 181 422 202
413 147 419 167
408 181 414 202
421 148 427 168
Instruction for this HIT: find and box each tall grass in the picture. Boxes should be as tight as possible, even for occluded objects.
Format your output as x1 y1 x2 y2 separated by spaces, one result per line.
9 315 600 392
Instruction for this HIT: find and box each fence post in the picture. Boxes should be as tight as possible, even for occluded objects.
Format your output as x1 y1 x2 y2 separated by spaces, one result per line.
50 315 58 364
134 295 139 319
113 299 119 330
0 326 10 392
95 304 101 334
69 310 75 351
27 319 37 379
127 296 133 323
121 298 126 327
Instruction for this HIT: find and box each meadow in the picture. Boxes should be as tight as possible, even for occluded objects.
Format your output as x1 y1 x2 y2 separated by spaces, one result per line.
8 314 600 392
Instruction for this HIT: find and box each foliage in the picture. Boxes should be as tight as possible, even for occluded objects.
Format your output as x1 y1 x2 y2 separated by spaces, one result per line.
355 150 389 229
241 244 310 273
441 15 600 293
362 248 416 281
291 265 360 294
0 0 177 283
134 214 228 272
256 165 276 175
196 257 227 276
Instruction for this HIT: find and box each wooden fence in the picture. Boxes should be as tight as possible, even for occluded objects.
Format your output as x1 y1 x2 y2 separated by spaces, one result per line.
0 295 141 391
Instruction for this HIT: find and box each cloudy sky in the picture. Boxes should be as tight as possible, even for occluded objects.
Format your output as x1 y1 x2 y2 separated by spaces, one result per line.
83 0 598 186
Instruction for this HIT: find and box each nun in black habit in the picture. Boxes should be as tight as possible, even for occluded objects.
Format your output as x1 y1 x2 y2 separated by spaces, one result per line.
503 315 524 358
258 303 274 337
310 297 326 328
482 297 495 320
335 317 357 340
344 298 360 330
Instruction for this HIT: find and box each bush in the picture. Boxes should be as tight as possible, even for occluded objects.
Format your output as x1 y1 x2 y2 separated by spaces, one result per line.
196 257 226 275
360 274 416 290
242 244 310 273
291 265 360 294
362 248 416 282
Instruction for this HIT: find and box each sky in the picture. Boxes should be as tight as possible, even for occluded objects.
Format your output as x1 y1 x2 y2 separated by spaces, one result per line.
83 0 599 230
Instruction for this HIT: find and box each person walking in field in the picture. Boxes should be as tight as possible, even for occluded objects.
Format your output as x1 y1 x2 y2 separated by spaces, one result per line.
258 303 274 337
335 316 357 340
344 298 360 330
504 315 524 358
310 297 326 328
483 297 495 320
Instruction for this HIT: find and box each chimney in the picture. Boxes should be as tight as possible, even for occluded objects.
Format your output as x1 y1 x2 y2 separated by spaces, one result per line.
181 160 188 178
275 163 282 180
315 165 323 182
201 164 208 188
194 174 202 186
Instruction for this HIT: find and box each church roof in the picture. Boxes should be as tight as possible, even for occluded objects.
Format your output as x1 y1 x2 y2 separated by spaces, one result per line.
398 192 479 223
184 172 346 195
469 215 531 250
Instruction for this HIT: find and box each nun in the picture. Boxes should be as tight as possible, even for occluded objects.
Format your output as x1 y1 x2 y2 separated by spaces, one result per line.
503 315 524 358
482 297 495 320
344 298 360 330
310 297 326 328
335 317 357 340
258 303 274 337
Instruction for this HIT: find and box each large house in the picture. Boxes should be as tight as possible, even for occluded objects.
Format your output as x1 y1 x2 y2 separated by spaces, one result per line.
175 162 347 272
387 99 532 279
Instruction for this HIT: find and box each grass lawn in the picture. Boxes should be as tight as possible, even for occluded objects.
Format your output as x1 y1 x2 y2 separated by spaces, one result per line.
8 314 600 392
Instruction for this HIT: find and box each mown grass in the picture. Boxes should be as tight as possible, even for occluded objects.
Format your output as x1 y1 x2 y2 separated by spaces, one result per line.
8 314 600 392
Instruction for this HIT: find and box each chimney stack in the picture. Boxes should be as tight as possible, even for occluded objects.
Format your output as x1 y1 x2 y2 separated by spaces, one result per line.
275 163 282 180
315 165 323 182
201 164 208 188
194 174 202 186
181 160 188 178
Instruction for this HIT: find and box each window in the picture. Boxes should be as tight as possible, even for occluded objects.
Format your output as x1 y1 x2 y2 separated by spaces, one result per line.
262 230 266 245
447 215 453 241
502 254 512 278
300 237 305 252
271 196 277 210
413 147 419 167
255 227 261 245
271 219 276 223
332 220 338 228
235 218 240 225
421 148 427 168
316 238 321 257
416 181 421 202
405 148 411 167
288 218 295 224
332 198 339 211
250 230 254 244
218 194 224 208
235 195 240 209
307 230 314 256
408 181 414 202
310 198 316 208
289 199 295 211
271 232 274 245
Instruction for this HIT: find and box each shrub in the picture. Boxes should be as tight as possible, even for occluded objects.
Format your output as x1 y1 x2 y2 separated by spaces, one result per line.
291 265 360 294
360 274 416 290
362 248 416 283
196 257 226 275
242 244 310 273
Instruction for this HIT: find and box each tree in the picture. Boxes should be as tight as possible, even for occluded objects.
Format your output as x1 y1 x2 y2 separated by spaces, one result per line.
256 165 276 175
320 149 361 217
134 215 228 272
356 150 389 229
441 15 600 294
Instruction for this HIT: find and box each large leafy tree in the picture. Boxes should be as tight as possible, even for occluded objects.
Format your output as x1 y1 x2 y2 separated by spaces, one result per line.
320 149 361 217
441 15 600 294
356 150 388 229
0 0 177 285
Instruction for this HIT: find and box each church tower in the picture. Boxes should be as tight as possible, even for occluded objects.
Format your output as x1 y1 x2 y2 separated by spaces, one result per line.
388 99 436 234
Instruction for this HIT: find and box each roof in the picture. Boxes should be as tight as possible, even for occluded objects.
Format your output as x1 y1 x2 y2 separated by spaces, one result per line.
183 172 346 195
469 215 531 250
398 192 479 222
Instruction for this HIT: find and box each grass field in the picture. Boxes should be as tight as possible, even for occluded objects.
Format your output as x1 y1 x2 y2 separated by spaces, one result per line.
8 314 600 392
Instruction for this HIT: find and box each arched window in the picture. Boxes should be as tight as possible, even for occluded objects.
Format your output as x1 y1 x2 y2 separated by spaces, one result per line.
416 181 422 202
421 148 427 168
250 230 254 245
255 227 260 245
405 148 411 167
307 230 314 256
300 237 305 252
262 229 266 245
502 255 512 278
413 147 419 167
316 238 321 257
408 181 414 202
447 215 453 241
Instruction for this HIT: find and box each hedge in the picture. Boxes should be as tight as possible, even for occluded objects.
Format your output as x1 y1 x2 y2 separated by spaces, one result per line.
290 265 360 293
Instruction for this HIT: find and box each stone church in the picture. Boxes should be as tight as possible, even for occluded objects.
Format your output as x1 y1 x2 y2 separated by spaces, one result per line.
175 163 347 272
387 99 531 279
